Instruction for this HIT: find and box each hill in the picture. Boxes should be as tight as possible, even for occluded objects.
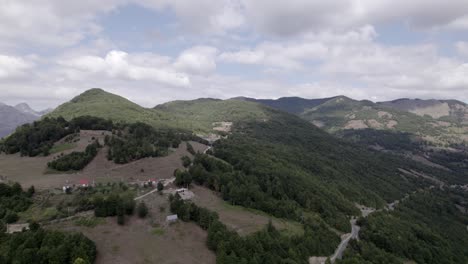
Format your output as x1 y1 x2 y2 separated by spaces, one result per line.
0 102 40 138
46 88 179 129
241 96 468 146
378 98 468 123
2 88 467 264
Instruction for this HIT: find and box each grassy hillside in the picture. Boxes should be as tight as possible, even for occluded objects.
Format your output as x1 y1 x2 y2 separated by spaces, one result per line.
46 89 178 129
155 98 270 132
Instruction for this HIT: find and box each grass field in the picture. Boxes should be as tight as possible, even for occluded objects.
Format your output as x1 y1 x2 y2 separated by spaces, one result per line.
49 143 77 154
191 185 304 236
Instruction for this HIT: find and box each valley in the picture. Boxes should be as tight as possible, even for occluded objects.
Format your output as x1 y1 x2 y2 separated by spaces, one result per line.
0 89 466 264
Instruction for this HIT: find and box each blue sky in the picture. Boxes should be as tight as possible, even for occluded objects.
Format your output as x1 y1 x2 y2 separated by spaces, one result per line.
0 0 467 109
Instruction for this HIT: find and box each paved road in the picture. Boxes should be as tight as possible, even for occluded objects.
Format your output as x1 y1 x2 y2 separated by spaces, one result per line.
330 219 360 262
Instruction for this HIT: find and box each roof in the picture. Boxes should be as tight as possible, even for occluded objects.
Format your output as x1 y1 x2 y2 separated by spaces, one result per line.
166 215 178 221
79 179 90 185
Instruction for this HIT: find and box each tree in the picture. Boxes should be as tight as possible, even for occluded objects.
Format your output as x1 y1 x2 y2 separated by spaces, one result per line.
117 214 125 225
73 258 90 264
157 181 164 192
5 212 18 224
186 142 196 155
181 156 191 167
137 201 148 218
29 221 40 231
27 185 35 197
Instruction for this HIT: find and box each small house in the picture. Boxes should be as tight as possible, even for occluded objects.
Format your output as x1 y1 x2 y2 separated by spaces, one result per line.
166 214 178 223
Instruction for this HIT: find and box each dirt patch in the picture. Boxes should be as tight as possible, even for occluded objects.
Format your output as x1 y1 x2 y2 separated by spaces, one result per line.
386 120 398 128
344 120 368 129
367 119 383 129
191 185 303 236
377 111 393 119
410 102 450 119
212 122 232 132
311 120 325 128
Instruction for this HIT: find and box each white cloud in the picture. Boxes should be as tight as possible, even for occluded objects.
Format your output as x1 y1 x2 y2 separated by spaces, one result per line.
59 50 190 87
456 41 468 57
0 54 34 78
241 0 468 36
137 0 244 34
0 0 125 48
174 46 218 75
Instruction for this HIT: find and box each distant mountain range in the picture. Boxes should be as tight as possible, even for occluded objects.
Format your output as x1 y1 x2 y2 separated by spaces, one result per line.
0 102 52 138
239 96 468 146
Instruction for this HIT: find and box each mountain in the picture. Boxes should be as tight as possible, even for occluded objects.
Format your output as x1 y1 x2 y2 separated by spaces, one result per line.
241 96 468 146
0 103 39 138
46 88 180 129
378 98 468 123
233 96 334 115
3 88 467 263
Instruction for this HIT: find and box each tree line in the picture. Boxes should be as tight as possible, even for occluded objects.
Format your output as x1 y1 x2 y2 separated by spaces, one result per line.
47 140 101 171
170 194 339 264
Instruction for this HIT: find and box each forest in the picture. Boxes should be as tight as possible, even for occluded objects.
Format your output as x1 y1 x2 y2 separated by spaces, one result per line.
47 140 101 171
0 227 96 264
170 194 339 264
339 188 468 264
0 183 32 225
104 122 187 164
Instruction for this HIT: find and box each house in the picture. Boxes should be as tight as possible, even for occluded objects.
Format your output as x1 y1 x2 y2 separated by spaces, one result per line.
79 179 90 187
166 214 178 223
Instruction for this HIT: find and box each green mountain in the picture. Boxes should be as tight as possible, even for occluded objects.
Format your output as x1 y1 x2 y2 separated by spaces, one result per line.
46 88 177 129
241 95 468 146
4 88 468 263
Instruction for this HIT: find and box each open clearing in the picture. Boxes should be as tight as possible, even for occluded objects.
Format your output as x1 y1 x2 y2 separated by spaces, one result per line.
47 187 215 264
0 131 207 189
191 185 303 236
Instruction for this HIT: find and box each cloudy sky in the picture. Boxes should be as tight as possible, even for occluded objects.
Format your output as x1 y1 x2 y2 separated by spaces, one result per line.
1 0 468 109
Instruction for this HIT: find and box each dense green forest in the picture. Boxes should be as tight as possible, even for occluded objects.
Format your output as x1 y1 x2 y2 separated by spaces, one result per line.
200 110 454 232
104 122 192 164
0 227 96 264
339 129 468 179
0 183 32 224
339 188 468 264
170 194 339 264
47 140 101 171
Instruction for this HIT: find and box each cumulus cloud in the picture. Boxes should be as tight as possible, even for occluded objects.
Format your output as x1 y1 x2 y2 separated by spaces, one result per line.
59 50 190 87
0 54 34 78
456 41 468 57
1 1 468 109
174 46 218 75
241 0 468 36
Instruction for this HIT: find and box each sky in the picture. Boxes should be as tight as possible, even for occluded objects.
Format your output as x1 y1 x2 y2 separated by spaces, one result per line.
0 0 468 109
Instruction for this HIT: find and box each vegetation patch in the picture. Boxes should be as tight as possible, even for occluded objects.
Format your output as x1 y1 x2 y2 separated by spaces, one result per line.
151 227 165 236
74 216 106 228
49 142 77 154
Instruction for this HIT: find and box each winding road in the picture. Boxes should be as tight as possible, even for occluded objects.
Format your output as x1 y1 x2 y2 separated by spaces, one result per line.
330 219 360 262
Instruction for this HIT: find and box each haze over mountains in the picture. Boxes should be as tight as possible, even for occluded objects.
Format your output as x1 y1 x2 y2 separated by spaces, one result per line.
0 102 51 138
